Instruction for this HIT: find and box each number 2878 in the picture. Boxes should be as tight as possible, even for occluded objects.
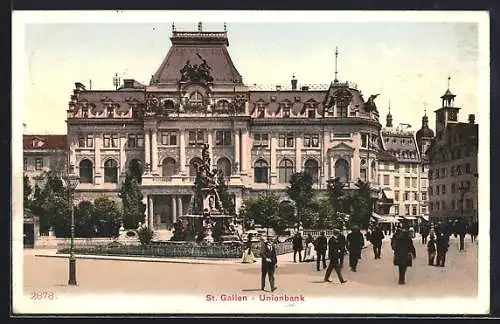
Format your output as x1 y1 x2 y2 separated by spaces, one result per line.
30 292 56 300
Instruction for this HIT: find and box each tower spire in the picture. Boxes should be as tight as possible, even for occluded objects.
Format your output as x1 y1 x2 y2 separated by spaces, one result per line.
447 75 451 89
386 100 393 128
334 47 339 83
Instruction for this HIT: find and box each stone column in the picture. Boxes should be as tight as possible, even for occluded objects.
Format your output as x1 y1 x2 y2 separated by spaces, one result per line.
295 136 302 173
148 195 154 229
234 129 240 173
179 129 186 175
120 134 127 174
171 195 177 224
144 129 151 171
330 156 334 179
151 130 158 174
207 130 214 164
270 134 277 184
69 137 77 171
177 196 183 219
142 195 148 227
94 133 102 184
322 130 329 186
241 128 251 175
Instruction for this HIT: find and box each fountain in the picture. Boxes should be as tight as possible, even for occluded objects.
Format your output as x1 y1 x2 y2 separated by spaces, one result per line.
175 143 237 244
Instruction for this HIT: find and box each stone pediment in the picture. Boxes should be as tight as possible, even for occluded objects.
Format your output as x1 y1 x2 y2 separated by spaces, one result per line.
330 142 355 152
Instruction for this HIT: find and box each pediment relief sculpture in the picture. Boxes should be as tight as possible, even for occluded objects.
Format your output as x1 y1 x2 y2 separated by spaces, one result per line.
179 53 214 84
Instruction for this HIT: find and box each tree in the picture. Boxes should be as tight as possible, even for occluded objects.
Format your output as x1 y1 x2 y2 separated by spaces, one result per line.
93 196 122 237
215 170 235 216
239 193 286 235
23 174 32 208
119 174 146 229
348 180 372 229
326 177 347 214
75 200 95 237
286 172 314 227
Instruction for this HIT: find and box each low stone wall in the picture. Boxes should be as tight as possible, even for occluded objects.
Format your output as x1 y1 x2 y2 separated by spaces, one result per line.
35 236 139 249
249 241 293 257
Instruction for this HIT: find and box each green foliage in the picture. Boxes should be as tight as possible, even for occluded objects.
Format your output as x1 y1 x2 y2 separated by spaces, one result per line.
216 171 235 216
326 177 347 214
137 226 154 245
119 174 146 229
239 192 287 235
347 180 372 229
286 172 314 226
93 196 122 237
74 200 95 237
23 174 32 208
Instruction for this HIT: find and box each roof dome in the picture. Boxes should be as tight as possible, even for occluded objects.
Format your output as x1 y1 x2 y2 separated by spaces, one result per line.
416 113 434 139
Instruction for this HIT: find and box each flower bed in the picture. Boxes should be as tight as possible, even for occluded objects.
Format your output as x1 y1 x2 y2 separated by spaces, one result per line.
57 241 294 259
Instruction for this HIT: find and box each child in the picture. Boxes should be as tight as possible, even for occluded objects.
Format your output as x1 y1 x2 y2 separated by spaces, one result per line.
427 235 437 266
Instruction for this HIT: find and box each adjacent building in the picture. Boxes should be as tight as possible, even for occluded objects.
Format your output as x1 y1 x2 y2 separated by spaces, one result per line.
23 134 67 186
64 26 384 231
427 88 478 223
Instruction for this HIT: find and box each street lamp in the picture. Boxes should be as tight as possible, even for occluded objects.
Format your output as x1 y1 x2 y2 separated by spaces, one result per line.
64 171 80 286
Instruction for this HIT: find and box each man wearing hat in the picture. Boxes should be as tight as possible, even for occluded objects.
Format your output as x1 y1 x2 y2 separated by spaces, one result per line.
261 236 278 291
314 231 328 271
346 225 365 272
324 228 347 284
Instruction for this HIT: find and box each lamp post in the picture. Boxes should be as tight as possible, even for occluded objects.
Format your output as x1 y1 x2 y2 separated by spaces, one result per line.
64 171 80 286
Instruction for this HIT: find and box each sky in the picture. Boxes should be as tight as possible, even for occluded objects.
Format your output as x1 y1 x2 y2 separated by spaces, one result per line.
16 11 487 135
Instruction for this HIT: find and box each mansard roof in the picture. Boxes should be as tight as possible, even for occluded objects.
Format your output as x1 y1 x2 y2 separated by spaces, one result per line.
151 30 243 85
23 135 67 150
381 130 420 163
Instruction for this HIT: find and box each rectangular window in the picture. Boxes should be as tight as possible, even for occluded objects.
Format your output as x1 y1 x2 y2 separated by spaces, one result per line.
404 191 409 201
304 134 320 148
188 130 205 146
457 165 462 175
436 186 440 195
436 169 440 178
442 184 446 194
413 192 418 200
257 107 265 118
282 106 291 118
404 177 410 187
35 158 43 170
421 192 427 201
429 202 433 211
411 177 417 188
103 134 118 148
412 164 417 173
253 133 269 148
128 134 145 148
428 170 433 180
405 165 410 173
23 157 28 171
333 133 351 139
394 176 400 187
361 133 368 148
451 183 456 193
451 166 455 176
394 191 400 201
421 206 427 214
442 201 447 210
307 108 316 119
429 186 433 195
465 163 471 173
78 134 93 148
405 205 410 215
451 200 456 210
441 167 447 177
436 202 440 211
383 175 390 185
412 205 417 215
161 131 178 146
278 133 294 148
394 205 399 215
215 130 232 146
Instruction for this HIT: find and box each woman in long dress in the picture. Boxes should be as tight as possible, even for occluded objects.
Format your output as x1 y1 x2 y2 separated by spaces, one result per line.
304 234 316 262
242 233 256 263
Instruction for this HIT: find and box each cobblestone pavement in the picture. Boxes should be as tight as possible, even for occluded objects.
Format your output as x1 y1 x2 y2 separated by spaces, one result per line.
23 235 478 298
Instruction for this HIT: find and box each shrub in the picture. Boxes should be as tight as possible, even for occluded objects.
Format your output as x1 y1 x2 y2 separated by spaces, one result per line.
137 226 154 245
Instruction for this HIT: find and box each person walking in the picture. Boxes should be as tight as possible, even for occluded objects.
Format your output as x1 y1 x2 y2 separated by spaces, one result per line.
420 224 430 245
292 232 304 262
436 232 450 267
314 231 328 271
338 229 347 268
261 236 278 291
427 234 437 266
456 219 467 251
470 221 478 243
370 225 385 259
346 225 364 272
242 233 256 263
392 229 416 285
324 229 347 284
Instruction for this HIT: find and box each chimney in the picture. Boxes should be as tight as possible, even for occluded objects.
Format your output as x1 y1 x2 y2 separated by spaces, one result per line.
468 114 475 124
276 85 282 91
123 79 135 88
301 86 309 91
291 74 297 90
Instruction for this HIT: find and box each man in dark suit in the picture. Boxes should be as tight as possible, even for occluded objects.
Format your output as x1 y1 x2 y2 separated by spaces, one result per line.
346 225 365 272
314 232 328 271
292 232 304 262
338 230 347 268
324 229 347 284
261 236 278 291
370 225 385 259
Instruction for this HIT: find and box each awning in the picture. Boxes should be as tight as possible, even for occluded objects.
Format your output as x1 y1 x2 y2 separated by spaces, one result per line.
420 215 430 222
371 213 383 220
373 214 400 223
403 216 417 220
382 189 394 200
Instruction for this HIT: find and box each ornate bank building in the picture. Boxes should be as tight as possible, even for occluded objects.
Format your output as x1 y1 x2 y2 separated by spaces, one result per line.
66 25 383 231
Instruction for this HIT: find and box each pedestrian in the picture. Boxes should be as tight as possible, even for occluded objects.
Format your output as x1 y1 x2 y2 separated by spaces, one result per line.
420 224 429 245
314 231 328 271
338 229 347 268
456 219 467 251
436 232 449 267
346 225 364 272
370 225 385 259
392 229 416 285
470 221 478 243
303 234 316 262
324 229 347 284
242 233 255 263
427 234 437 266
260 236 278 291
292 232 304 262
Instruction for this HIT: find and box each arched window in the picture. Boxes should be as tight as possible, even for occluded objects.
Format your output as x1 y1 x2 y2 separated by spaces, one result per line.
128 159 143 183
217 100 230 111
189 92 204 107
335 159 350 183
104 159 118 183
304 159 319 184
254 159 268 184
189 157 203 178
162 157 177 178
371 161 376 182
278 159 294 184
216 157 231 178
79 159 93 184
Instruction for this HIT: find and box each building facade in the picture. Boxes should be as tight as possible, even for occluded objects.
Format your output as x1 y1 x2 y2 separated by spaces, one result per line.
427 88 478 223
64 27 384 231
23 134 67 186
